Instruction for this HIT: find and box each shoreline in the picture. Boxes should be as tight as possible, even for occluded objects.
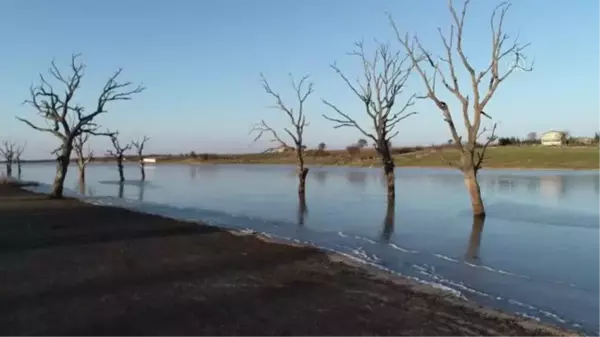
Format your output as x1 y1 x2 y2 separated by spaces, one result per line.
19 160 599 171
0 180 579 336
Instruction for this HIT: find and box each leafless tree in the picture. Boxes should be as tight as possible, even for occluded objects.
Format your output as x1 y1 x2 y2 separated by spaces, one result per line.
252 73 314 200
526 132 537 141
132 136 150 181
107 133 132 182
0 140 16 177
323 41 417 204
16 54 145 198
73 132 97 183
14 142 26 179
392 0 532 216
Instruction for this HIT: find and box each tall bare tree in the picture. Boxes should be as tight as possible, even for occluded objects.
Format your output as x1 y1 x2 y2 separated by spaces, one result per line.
73 132 96 183
16 54 145 198
0 140 16 177
131 136 150 181
107 133 132 182
252 73 314 199
14 142 26 179
323 41 417 204
392 0 532 216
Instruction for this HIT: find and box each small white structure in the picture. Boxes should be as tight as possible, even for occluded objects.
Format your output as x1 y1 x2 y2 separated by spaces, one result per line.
142 157 157 163
540 131 565 146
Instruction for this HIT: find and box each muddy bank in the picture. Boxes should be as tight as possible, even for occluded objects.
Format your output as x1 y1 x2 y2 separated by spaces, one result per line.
0 183 575 336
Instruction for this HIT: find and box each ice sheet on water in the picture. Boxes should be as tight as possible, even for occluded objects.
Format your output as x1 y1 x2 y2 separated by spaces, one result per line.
484 202 599 229
21 181 584 333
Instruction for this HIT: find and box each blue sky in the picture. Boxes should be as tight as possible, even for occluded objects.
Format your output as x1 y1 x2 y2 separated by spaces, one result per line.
0 0 597 159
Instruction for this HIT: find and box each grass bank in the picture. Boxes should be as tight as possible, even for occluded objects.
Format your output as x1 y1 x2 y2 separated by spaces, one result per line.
157 146 599 170
0 183 574 335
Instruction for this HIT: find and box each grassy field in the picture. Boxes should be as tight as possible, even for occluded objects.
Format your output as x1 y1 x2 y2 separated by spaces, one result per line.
158 145 599 170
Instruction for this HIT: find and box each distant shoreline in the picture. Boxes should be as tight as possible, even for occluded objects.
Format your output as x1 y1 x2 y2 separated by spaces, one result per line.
13 145 600 171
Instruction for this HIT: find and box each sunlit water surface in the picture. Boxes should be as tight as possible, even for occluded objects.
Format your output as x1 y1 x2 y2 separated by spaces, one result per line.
13 163 600 334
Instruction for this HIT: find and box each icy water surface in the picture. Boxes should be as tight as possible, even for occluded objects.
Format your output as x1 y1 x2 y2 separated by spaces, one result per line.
16 163 600 334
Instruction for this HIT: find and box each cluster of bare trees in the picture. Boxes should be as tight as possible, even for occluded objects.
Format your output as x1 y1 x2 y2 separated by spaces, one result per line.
16 54 146 198
253 0 531 220
16 0 530 227
0 141 25 179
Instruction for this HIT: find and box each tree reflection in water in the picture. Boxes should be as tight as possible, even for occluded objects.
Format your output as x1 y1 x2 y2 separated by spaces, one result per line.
297 193 308 227
465 215 485 262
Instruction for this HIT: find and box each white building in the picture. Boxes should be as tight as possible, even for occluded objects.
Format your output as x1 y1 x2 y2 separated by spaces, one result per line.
540 131 565 146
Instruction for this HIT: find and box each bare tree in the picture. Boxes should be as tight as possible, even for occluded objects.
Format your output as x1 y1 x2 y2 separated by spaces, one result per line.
132 136 150 181
14 142 26 179
252 73 314 199
392 0 532 216
323 41 417 204
16 54 145 198
0 140 16 177
73 132 96 183
107 133 132 182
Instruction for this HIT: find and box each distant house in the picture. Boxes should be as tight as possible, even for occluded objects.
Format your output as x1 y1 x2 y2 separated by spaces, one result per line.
540 131 565 146
142 157 157 163
264 145 294 153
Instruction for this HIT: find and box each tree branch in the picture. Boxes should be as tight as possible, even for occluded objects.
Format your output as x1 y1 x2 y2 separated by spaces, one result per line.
324 40 417 158
254 73 313 154
132 136 150 157
250 120 291 151
474 123 497 170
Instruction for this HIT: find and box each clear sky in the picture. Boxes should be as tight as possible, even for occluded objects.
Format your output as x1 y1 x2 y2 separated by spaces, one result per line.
0 0 598 159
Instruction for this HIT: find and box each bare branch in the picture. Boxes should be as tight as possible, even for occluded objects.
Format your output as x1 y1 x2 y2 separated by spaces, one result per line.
132 136 150 157
18 54 145 159
73 132 94 166
322 99 377 143
107 133 132 158
250 120 290 150
0 140 16 161
391 0 530 168
474 123 497 170
250 74 314 154
324 40 417 161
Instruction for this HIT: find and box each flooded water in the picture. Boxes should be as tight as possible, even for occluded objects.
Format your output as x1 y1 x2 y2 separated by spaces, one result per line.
14 163 600 334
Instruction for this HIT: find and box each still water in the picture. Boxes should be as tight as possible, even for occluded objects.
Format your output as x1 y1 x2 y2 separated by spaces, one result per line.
15 163 600 334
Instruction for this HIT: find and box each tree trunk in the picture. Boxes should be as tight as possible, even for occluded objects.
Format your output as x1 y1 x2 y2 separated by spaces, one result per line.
5 162 12 177
381 198 395 242
298 167 309 196
78 179 86 195
296 147 309 196
17 160 22 179
297 193 308 227
118 182 124 198
78 164 86 183
50 145 72 199
381 153 395 204
465 215 485 261
117 156 125 182
140 161 146 181
463 168 485 216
